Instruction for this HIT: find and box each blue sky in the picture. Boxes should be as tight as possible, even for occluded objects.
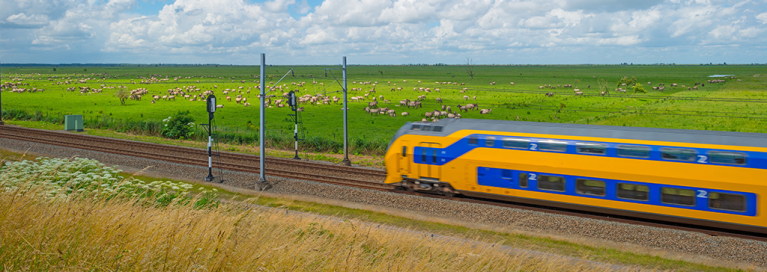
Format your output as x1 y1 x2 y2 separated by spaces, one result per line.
1 0 766 65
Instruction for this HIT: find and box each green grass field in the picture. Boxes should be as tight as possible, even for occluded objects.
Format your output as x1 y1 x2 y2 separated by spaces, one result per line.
2 64 767 154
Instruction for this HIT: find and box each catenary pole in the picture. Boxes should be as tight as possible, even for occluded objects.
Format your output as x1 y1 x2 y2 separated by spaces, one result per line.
0 62 4 126
259 53 267 184
341 56 351 166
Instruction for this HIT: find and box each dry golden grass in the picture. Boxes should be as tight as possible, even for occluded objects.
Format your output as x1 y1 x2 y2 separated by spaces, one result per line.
0 182 625 271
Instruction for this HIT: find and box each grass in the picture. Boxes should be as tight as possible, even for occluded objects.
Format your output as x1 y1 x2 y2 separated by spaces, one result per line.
3 184 613 271
0 150 758 271
2 65 767 157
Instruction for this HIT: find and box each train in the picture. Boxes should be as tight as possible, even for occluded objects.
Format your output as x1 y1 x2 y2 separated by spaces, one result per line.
384 119 767 234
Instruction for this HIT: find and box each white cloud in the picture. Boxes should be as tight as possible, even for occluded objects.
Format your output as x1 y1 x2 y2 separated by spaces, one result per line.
264 0 296 12
757 12 767 24
378 0 437 24
1 0 766 64
6 13 49 27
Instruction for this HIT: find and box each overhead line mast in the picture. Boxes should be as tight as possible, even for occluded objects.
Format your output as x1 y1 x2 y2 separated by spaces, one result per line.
0 61 4 126
258 53 268 188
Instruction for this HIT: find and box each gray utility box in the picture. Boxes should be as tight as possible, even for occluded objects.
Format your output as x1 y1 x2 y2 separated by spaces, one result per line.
65 115 84 132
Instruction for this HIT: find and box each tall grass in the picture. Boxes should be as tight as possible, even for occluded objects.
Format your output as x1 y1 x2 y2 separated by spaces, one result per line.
0 158 608 271
1 108 65 124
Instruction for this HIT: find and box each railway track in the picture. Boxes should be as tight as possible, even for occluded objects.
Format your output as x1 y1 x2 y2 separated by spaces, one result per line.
1 125 765 242
0 126 392 191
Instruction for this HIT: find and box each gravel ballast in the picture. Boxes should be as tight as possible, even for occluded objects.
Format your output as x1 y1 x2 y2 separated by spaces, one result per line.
1 137 765 268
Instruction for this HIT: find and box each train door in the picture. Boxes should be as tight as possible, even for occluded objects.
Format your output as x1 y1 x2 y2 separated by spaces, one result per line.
399 141 411 175
418 142 442 180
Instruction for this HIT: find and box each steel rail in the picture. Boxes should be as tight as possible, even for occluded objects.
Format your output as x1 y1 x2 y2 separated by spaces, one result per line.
0 131 392 191
0 126 387 179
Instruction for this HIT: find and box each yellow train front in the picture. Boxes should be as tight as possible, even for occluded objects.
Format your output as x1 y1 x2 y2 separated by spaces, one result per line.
385 119 767 234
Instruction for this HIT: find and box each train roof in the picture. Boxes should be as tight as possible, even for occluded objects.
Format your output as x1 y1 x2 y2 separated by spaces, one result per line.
391 119 767 148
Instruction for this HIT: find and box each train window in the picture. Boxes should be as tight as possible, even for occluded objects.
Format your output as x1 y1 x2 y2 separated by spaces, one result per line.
617 183 649 201
537 175 565 192
502 138 529 149
709 192 746 212
432 126 443 132
501 170 512 179
616 145 650 158
518 173 528 188
422 125 432 132
421 149 426 163
468 136 479 146
576 179 606 196
411 124 421 131
538 141 567 152
402 146 407 157
432 149 437 164
486 136 496 147
661 148 696 161
661 187 695 206
709 151 747 165
576 143 606 155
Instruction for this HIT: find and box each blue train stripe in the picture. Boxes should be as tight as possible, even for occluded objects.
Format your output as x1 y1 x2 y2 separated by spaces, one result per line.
476 167 757 216
413 133 767 170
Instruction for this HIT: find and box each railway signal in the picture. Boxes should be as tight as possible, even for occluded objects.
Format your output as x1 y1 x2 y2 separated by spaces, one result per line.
287 90 302 160
202 94 222 183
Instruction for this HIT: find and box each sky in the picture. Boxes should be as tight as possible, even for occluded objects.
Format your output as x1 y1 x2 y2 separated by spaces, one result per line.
1 0 766 65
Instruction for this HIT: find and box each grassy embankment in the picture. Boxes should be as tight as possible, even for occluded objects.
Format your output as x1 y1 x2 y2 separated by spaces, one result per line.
2 65 766 158
0 150 757 271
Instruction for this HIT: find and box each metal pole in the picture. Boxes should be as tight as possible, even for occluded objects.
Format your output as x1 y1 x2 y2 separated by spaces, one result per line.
341 56 351 166
294 110 299 159
0 62 4 126
290 90 299 160
205 112 214 181
259 53 267 184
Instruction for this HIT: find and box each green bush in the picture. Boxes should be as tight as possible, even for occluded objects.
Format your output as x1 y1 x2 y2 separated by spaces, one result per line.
161 111 196 139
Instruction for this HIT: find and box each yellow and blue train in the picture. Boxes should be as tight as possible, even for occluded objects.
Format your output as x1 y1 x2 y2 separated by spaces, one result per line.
384 119 766 234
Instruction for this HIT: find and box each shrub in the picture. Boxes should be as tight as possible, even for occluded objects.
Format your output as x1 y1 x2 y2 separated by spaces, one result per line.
161 110 196 139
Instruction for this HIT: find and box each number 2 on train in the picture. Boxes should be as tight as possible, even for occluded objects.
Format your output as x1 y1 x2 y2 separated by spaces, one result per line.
697 155 708 163
697 190 708 198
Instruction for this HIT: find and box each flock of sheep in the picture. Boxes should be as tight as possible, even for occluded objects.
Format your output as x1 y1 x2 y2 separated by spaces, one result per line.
1 72 740 124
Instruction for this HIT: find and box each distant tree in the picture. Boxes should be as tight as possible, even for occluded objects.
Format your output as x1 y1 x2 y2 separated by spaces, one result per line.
378 70 384 76
53 68 56 72
555 103 566 119
83 68 87 72
616 76 637 88
465 58 475 79
115 89 129 105
630 83 646 98
597 78 609 96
